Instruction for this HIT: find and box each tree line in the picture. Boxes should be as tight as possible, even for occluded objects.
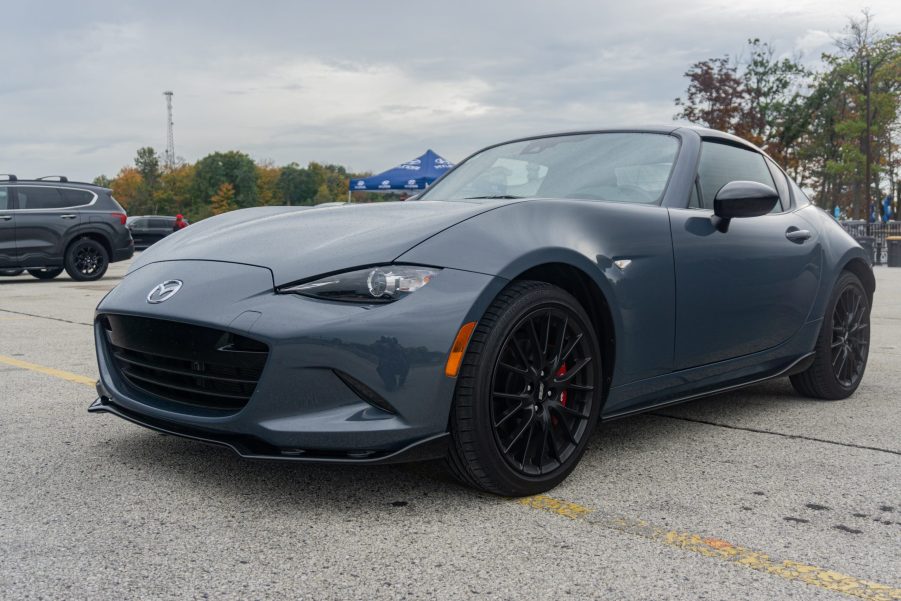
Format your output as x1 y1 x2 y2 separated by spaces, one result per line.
93 150 374 220
674 11 900 220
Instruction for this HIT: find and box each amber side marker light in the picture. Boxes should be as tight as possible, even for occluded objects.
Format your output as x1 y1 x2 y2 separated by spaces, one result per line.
445 321 477 378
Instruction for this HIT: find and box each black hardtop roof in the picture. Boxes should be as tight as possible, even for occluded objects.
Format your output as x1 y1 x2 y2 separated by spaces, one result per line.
489 124 762 153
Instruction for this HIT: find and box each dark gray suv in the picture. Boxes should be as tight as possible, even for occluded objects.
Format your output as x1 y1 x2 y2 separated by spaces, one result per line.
0 175 134 281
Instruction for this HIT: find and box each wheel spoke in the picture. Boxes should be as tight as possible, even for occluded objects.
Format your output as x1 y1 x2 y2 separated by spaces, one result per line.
552 316 568 367
494 404 525 428
503 414 534 454
519 419 535 470
548 401 589 421
498 361 529 376
529 318 544 364
554 356 591 384
510 336 534 374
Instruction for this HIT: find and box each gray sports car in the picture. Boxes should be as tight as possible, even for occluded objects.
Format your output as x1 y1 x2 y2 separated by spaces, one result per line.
91 126 873 496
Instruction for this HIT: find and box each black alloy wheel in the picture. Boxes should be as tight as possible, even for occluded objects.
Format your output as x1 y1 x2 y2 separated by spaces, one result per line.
791 271 870 400
491 307 595 476
830 285 869 388
65 238 109 281
446 281 602 496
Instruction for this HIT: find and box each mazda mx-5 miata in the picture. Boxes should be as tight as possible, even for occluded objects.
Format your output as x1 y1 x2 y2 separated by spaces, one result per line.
91 126 874 496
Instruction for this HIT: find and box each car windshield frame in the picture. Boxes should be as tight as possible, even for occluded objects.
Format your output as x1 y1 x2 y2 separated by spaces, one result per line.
418 131 682 206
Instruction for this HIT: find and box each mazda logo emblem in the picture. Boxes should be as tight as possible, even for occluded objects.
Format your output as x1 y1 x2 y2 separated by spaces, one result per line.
147 280 183 304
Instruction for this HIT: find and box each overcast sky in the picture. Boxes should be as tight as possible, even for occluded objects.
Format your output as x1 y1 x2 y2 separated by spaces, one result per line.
1 0 899 181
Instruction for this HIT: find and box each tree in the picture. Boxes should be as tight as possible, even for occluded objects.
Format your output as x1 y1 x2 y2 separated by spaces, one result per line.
313 183 333 204
193 151 259 210
210 182 237 215
741 39 811 168
155 164 196 216
277 163 317 205
110 167 143 212
674 57 747 134
92 175 113 188
256 162 282 206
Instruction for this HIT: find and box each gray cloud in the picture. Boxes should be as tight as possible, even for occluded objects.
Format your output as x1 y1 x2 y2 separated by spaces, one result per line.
0 0 898 180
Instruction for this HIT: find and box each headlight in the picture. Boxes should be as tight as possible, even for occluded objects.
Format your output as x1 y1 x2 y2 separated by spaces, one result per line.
279 265 440 303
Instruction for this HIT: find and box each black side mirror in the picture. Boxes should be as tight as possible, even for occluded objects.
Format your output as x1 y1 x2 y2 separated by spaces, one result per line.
714 181 779 219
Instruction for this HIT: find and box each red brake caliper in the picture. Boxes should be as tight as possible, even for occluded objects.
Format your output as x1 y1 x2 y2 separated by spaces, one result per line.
556 363 568 407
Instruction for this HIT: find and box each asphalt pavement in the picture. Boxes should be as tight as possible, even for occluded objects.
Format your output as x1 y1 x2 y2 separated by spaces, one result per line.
0 258 898 600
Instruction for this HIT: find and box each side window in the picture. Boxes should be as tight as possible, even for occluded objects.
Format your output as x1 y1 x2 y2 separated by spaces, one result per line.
764 158 788 212
150 218 170 228
696 142 776 211
788 178 811 207
59 189 94 207
0 188 8 210
15 187 67 210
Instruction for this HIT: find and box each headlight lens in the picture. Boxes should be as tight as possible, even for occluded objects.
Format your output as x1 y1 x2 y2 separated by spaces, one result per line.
280 265 440 303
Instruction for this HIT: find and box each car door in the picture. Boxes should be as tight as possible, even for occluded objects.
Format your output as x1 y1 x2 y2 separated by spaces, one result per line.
13 186 86 266
128 217 149 248
149 218 173 244
0 187 16 265
668 140 821 369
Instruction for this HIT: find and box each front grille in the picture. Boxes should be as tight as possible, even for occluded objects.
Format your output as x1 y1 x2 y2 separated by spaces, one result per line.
100 314 268 412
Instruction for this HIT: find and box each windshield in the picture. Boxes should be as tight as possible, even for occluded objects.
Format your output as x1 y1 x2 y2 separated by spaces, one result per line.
420 132 679 204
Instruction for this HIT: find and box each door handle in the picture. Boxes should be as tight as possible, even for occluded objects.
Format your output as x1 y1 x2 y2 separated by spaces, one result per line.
785 228 811 242
60 214 78 219
0 215 11 221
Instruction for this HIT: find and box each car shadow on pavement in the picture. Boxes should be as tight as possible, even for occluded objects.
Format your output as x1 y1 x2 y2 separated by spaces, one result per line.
98 378 814 507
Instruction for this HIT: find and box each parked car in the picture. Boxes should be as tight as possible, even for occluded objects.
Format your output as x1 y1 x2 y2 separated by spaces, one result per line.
0 175 134 280
127 215 189 250
90 126 873 496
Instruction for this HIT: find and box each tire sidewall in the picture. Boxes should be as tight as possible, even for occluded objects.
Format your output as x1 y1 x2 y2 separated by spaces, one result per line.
818 272 870 395
460 285 602 495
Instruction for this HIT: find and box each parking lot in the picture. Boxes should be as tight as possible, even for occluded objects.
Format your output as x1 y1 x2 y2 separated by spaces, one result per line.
1 258 898 600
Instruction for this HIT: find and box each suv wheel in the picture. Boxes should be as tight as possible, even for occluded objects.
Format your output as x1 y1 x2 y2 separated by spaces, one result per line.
0 269 25 277
27 268 63 280
65 238 109 281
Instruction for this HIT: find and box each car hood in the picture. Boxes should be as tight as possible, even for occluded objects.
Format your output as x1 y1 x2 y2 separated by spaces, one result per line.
128 201 511 286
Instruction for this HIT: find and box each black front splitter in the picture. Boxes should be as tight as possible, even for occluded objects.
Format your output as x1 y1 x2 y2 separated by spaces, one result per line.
89 388 449 465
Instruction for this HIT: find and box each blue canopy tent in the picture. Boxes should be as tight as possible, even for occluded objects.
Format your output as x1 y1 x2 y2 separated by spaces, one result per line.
349 149 454 199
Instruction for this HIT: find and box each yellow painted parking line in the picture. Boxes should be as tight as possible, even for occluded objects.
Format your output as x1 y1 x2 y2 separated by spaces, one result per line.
517 495 901 601
0 354 95 387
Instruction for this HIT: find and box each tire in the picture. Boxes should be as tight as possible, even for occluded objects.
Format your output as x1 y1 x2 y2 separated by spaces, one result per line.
27 268 63 280
64 238 109 281
790 271 870 400
0 269 24 277
446 281 603 496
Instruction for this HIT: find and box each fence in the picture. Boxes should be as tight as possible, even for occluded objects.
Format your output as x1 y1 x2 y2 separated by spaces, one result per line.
839 221 901 264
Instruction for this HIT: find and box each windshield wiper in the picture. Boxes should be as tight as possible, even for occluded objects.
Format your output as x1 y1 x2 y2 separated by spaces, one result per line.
463 194 524 199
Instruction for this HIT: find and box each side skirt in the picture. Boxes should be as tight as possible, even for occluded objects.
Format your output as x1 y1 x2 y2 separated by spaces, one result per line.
601 352 815 421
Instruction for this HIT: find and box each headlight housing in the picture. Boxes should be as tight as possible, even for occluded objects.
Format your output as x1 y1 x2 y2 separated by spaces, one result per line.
279 265 440 303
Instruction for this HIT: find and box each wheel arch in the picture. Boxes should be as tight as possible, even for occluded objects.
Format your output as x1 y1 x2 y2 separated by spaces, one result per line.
65 229 112 258
841 257 875 305
509 261 617 401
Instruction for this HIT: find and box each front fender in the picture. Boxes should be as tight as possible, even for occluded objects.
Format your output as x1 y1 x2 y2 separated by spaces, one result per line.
397 199 676 386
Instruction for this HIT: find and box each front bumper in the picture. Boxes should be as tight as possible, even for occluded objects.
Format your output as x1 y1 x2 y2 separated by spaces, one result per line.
89 386 450 464
92 259 505 461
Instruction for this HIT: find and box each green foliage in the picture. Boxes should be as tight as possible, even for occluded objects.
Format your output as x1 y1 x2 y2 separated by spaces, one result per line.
277 163 318 205
92 175 112 188
675 12 901 219
192 151 259 211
